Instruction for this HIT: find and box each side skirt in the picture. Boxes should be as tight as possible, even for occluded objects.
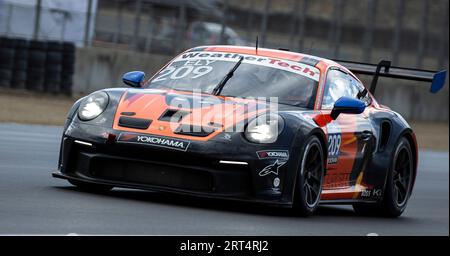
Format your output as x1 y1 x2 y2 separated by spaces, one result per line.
320 199 379 205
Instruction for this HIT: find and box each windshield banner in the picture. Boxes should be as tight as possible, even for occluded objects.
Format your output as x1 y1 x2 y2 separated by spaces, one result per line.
173 51 321 82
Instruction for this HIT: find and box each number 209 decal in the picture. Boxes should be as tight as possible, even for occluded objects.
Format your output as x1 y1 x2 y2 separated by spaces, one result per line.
327 134 341 164
153 65 213 83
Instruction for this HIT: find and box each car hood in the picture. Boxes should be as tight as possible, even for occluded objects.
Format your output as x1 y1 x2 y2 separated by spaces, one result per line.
112 88 270 141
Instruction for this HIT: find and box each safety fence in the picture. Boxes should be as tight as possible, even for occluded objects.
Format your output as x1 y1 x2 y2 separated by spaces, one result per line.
92 0 449 71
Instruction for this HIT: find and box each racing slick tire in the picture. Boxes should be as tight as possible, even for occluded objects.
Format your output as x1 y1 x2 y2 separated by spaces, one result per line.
0 48 14 69
0 37 16 48
62 42 75 53
68 179 113 193
29 40 47 51
12 71 27 89
46 41 62 52
13 38 28 49
28 51 46 67
293 135 325 217
0 69 12 88
26 68 45 91
13 59 27 71
353 137 414 217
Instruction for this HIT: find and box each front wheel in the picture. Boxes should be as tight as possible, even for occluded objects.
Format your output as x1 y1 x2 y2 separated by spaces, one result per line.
353 137 414 217
293 136 325 217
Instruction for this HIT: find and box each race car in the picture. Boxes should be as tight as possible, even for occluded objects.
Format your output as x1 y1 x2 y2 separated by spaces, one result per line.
52 45 446 217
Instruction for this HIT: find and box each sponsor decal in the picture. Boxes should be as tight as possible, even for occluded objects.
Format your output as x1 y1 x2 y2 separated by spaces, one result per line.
326 122 342 165
152 64 215 83
323 173 350 189
259 159 287 176
273 177 280 188
118 133 190 151
256 150 289 160
173 51 320 81
299 56 321 66
327 133 341 164
222 133 232 141
361 188 382 199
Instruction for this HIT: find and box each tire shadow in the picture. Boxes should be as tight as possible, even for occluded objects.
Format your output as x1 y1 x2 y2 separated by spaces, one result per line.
53 185 409 220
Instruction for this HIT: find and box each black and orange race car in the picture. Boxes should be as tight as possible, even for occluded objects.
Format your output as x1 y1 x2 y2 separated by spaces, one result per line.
52 45 447 217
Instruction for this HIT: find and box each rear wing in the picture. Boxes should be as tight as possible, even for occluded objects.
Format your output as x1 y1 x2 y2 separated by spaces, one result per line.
333 60 447 96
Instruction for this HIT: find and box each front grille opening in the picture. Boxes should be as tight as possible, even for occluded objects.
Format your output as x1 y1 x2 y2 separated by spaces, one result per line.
118 116 152 129
90 158 213 191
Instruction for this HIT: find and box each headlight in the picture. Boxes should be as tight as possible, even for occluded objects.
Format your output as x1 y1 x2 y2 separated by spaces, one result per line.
244 114 284 143
77 91 109 121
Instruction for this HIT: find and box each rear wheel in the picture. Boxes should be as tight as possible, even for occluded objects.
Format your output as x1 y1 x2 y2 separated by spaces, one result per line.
293 136 324 216
68 179 113 193
353 137 414 217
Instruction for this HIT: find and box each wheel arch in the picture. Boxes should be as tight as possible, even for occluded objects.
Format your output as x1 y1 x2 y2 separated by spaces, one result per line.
401 129 418 186
290 129 327 215
380 128 418 194
308 128 328 176
286 126 327 206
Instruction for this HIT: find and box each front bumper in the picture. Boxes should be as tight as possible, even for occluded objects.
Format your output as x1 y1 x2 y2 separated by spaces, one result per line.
54 121 296 207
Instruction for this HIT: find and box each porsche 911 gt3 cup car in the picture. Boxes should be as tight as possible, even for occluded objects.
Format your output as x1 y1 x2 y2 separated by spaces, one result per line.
52 45 446 217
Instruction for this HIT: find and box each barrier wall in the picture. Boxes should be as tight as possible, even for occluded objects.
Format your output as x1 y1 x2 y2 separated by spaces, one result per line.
73 47 171 94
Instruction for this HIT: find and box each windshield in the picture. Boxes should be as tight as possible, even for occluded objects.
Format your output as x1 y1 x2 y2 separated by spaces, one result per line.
146 51 320 108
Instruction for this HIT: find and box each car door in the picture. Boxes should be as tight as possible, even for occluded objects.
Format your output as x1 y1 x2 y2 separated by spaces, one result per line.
320 68 374 199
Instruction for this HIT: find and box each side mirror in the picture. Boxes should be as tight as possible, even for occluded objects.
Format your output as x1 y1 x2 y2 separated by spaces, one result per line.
122 71 145 88
330 96 366 119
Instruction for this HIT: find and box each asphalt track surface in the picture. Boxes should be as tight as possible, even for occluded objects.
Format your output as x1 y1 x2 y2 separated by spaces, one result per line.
0 123 448 235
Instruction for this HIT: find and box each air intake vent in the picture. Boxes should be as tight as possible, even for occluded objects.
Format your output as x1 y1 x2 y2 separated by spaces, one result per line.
118 116 152 129
378 121 391 152
120 112 136 116
159 109 190 122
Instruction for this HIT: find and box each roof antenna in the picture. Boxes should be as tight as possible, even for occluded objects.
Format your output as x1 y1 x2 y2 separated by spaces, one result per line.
308 41 314 54
255 36 259 54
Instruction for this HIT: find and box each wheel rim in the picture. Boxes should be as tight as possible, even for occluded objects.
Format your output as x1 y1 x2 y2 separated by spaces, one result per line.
392 146 413 207
301 143 323 208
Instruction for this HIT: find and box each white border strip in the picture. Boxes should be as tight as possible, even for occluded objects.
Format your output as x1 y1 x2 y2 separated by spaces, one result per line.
219 160 249 165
